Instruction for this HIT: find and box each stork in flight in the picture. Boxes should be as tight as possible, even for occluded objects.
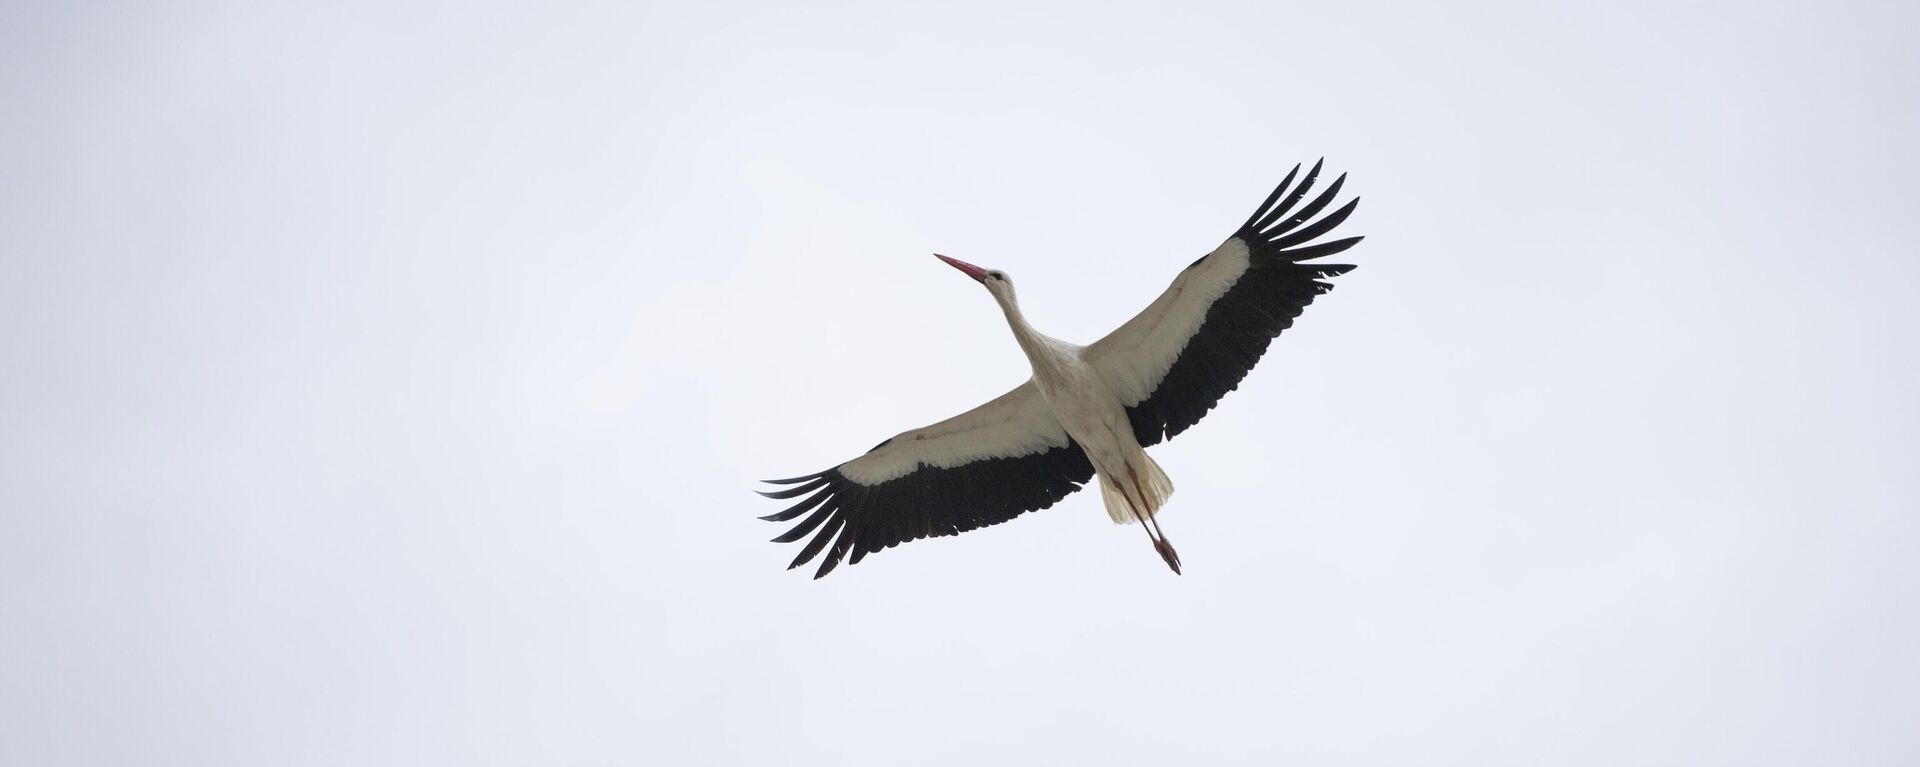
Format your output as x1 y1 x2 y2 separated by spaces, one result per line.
760 161 1362 578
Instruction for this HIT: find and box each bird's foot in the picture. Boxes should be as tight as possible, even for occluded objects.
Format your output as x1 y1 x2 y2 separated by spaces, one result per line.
1155 537 1183 575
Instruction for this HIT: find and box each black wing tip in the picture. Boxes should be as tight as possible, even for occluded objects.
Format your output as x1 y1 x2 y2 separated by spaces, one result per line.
756 468 841 521
1276 234 1365 264
1264 193 1362 255
1246 159 1339 235
761 471 828 485
1239 163 1303 232
1242 159 1341 214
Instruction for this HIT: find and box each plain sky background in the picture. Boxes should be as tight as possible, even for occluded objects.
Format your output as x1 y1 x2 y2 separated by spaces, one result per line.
4 1 1918 765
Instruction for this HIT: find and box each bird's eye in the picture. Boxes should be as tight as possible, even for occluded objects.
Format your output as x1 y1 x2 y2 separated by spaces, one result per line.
989 272 1004 281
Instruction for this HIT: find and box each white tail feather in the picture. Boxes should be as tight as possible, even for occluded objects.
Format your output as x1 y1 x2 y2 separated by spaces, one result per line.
1099 453 1176 524
1098 476 1135 524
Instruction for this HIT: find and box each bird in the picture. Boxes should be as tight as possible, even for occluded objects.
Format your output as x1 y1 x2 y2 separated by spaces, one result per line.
758 161 1362 578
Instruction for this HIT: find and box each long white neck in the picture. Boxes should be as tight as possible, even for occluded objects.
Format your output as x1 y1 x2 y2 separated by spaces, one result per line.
991 289 1071 378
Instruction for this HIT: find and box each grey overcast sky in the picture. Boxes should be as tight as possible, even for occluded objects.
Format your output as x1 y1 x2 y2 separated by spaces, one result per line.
4 1 1917 765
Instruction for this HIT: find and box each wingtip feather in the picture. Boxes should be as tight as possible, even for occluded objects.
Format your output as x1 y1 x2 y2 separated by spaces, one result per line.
761 471 827 485
1239 163 1302 232
755 477 828 499
1251 160 1326 233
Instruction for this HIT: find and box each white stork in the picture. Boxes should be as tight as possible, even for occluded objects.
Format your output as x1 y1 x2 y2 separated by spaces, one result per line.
760 161 1362 578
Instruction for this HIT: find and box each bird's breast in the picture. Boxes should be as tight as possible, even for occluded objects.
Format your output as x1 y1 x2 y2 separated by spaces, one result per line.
1031 360 1138 463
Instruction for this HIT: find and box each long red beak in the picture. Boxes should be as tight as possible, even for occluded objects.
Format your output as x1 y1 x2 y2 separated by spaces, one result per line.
934 253 989 283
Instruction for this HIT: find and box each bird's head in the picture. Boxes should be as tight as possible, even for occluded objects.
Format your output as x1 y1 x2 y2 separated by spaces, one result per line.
934 254 1015 303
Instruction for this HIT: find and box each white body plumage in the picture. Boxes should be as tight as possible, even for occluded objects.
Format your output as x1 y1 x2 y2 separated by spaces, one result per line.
975 262 1177 538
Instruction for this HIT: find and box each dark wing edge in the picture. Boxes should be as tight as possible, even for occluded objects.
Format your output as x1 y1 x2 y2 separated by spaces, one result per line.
1128 160 1363 447
757 445 1095 579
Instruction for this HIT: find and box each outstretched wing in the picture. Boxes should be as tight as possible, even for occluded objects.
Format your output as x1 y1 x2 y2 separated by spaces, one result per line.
758 382 1095 578
1086 161 1362 447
